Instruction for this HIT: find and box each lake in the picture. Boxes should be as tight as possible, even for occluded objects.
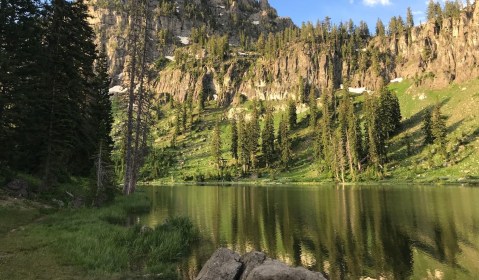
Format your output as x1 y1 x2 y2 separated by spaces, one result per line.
140 184 479 279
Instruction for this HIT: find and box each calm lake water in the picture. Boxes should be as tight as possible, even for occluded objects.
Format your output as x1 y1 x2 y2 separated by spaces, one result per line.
140 184 479 279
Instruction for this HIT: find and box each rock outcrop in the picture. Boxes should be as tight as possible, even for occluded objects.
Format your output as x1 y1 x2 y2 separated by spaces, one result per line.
86 0 293 84
89 1 479 105
196 248 327 280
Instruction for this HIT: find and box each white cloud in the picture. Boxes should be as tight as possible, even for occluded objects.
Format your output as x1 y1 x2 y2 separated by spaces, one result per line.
363 0 391 6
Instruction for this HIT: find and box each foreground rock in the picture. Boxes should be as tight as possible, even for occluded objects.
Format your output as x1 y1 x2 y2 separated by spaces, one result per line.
196 248 326 280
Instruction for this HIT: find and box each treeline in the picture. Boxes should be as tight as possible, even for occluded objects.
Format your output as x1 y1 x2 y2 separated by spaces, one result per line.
0 0 113 200
216 82 400 182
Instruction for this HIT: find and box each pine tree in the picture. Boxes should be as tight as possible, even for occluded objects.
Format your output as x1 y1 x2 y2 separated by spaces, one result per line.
423 110 434 145
309 88 318 128
338 93 361 181
378 86 402 139
279 115 291 168
42 0 98 184
287 99 297 129
262 107 275 167
182 102 187 132
376 18 386 37
0 0 43 172
427 0 436 21
91 46 115 205
211 119 222 171
364 94 383 175
431 104 447 148
237 113 248 173
406 7 414 28
230 117 238 161
247 100 260 169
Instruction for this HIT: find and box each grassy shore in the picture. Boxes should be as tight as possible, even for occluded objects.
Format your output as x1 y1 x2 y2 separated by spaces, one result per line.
0 190 198 280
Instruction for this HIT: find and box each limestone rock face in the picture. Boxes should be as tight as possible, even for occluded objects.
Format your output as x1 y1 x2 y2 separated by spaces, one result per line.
196 248 327 280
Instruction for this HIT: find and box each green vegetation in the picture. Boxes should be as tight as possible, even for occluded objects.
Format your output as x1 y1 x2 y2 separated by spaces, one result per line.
0 192 198 280
140 78 478 185
0 0 115 202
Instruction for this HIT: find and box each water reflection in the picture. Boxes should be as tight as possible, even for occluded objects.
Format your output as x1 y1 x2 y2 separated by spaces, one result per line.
141 185 479 280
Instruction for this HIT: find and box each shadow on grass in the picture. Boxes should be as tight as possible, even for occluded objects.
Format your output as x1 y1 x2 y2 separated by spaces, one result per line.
389 98 452 162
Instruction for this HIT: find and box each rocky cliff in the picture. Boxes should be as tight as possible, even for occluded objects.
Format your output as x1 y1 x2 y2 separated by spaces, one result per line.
89 1 479 105
87 0 293 84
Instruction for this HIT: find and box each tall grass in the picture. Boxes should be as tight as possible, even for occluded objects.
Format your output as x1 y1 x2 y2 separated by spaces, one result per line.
22 193 198 279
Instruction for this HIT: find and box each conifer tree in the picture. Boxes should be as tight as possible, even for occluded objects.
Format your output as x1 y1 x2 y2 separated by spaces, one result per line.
423 110 434 145
262 107 275 167
0 0 43 172
182 102 187 132
278 115 291 168
364 94 383 174
309 88 318 128
287 99 297 129
247 101 260 169
431 104 447 148
406 7 414 28
42 0 98 183
91 47 115 204
378 86 402 139
237 113 249 173
211 119 222 171
230 117 238 161
376 18 386 37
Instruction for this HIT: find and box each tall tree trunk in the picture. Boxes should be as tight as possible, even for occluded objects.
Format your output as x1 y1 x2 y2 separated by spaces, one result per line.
123 2 139 195
345 133 355 181
129 0 150 195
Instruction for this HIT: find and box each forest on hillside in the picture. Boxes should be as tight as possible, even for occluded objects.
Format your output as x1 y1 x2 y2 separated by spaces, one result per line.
1 0 478 200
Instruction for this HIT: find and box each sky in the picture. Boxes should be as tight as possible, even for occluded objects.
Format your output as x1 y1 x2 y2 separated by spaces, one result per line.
268 0 431 29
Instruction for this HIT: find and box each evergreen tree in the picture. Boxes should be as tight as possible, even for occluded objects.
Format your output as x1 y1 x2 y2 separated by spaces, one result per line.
427 0 436 21
431 104 447 148
181 102 187 132
278 115 291 168
338 93 361 181
364 94 384 175
406 7 414 28
309 88 318 128
287 99 297 129
237 113 249 173
247 100 260 169
0 0 43 172
378 86 402 139
42 0 98 184
210 119 222 170
423 110 434 145
230 117 238 161
376 18 386 37
262 107 275 167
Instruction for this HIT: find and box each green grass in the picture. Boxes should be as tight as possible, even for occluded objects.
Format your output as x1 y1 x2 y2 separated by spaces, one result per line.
146 79 479 184
0 193 198 279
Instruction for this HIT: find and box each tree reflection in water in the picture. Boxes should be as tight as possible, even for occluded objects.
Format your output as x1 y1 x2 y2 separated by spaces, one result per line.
141 185 479 280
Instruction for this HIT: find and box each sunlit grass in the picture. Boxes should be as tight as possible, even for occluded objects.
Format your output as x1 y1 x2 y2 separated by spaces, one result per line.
0 193 198 279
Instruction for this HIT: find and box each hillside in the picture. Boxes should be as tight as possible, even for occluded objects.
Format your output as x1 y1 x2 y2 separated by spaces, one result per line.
86 0 479 184
138 77 478 184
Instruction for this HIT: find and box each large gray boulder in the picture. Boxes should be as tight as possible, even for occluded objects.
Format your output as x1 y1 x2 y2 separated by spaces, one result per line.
197 248 327 280
245 259 326 280
195 248 243 280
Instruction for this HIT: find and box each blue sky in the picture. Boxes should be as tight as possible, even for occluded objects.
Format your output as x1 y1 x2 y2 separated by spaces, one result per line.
269 0 429 29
